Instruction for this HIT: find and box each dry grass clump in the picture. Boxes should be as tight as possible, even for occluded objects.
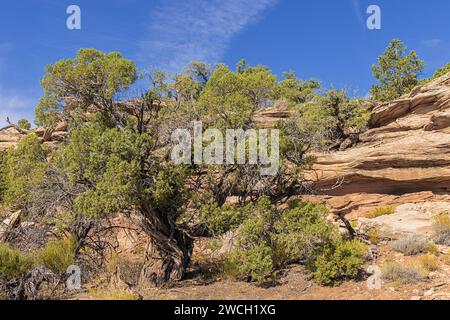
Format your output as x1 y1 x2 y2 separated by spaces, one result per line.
381 260 427 285
366 206 395 219
390 235 429 256
417 254 439 272
432 214 450 245
87 288 141 300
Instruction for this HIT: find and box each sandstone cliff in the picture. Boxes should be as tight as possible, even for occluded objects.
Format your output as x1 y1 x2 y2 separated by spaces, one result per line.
312 74 450 197
253 74 450 221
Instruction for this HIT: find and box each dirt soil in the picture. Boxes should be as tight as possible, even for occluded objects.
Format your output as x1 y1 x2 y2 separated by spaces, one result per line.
136 264 449 301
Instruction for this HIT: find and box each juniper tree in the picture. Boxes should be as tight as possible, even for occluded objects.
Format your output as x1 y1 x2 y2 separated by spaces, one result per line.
17 119 31 130
32 51 364 286
35 49 194 285
370 39 424 101
432 63 450 79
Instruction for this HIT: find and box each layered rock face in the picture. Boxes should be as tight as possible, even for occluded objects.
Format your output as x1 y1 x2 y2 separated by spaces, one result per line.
306 74 450 222
0 124 67 152
312 74 450 197
253 74 450 221
0 126 24 151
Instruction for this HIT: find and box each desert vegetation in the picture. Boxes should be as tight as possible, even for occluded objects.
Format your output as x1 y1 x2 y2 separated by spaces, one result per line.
0 39 448 300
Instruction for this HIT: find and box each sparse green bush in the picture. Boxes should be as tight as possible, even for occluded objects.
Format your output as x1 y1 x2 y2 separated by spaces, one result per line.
36 237 76 273
17 119 31 130
432 63 450 79
432 214 450 245
223 198 277 284
284 90 370 150
370 39 424 101
366 206 395 219
420 63 450 85
0 244 34 280
275 201 338 263
311 240 367 286
390 235 429 256
223 198 367 286
368 229 380 245
199 203 249 235
382 260 427 284
224 243 275 284
427 243 439 256
1 134 47 207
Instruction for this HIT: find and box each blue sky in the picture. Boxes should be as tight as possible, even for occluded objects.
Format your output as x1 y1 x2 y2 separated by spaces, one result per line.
0 0 449 126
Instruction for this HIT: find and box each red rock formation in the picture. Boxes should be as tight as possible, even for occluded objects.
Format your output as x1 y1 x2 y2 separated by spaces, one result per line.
310 74 450 198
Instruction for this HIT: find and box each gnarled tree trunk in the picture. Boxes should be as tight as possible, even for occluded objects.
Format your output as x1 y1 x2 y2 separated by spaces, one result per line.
136 206 193 287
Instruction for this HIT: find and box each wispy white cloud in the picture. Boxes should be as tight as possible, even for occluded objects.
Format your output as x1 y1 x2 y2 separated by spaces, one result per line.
351 0 366 31
422 38 442 48
0 88 37 128
138 0 278 72
0 44 37 127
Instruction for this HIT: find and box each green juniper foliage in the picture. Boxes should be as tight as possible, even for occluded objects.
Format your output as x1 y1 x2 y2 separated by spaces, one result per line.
0 244 34 281
222 199 367 285
1 134 47 207
420 62 450 85
17 119 31 130
35 49 137 128
370 39 424 101
0 46 388 289
432 63 450 79
36 237 77 274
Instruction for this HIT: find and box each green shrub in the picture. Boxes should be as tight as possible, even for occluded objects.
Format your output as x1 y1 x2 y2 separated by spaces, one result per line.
275 201 337 263
36 237 76 273
368 229 380 245
420 63 450 85
199 203 249 235
285 90 370 150
432 63 450 79
224 243 274 284
432 214 450 245
223 198 277 284
0 244 34 280
427 243 439 256
390 235 429 256
17 119 31 130
223 198 367 286
370 39 424 102
1 134 47 207
382 260 427 284
366 206 395 219
0 151 5 201
312 240 367 286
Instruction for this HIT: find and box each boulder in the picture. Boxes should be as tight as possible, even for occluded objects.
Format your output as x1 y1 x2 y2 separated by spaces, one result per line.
0 210 21 241
356 201 450 239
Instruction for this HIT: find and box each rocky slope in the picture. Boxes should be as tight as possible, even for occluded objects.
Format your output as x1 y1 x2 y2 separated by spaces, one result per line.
312 74 450 196
305 74 450 221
